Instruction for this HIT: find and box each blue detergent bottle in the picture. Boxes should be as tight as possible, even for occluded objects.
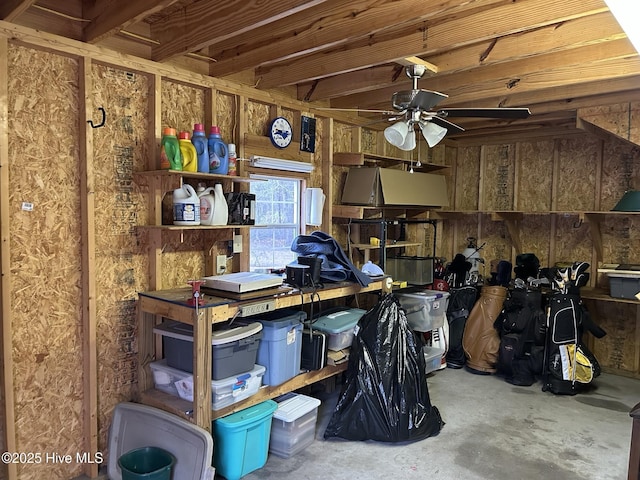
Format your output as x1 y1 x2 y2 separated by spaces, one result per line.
208 126 229 175
192 123 209 173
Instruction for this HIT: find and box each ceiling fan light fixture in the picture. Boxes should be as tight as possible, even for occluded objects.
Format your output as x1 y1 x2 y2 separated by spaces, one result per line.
398 128 416 151
420 121 447 148
384 121 409 147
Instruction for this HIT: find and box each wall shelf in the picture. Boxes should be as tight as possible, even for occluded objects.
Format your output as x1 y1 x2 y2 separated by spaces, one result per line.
334 151 451 172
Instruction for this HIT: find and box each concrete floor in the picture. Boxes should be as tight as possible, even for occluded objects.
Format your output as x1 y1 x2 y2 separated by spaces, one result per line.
242 369 640 480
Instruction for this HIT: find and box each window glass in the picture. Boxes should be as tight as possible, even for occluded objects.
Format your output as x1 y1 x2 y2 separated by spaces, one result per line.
249 175 302 271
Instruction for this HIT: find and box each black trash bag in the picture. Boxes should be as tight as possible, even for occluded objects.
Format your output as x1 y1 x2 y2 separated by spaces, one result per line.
324 294 444 442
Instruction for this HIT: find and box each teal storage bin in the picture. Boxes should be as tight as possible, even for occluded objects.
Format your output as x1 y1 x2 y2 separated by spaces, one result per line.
253 310 305 386
213 400 278 480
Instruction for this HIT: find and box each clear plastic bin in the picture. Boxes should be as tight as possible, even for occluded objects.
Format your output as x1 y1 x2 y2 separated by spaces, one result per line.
398 290 450 332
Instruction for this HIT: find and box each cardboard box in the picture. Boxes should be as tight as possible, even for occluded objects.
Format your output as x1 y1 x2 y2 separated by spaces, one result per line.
341 167 449 207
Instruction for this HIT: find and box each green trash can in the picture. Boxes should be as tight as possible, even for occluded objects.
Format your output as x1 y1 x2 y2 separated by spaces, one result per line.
118 446 176 480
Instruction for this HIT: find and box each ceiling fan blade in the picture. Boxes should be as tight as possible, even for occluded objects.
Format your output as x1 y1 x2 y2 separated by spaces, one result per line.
429 116 465 133
436 107 531 119
316 107 398 115
392 89 447 111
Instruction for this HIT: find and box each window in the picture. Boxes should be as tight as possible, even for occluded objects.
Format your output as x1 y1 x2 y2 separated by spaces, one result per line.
249 175 303 272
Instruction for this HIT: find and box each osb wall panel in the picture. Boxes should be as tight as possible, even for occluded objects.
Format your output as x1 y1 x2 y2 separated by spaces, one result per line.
585 300 637 374
161 80 206 136
362 128 376 153
91 64 150 452
600 215 640 267
516 141 554 211
480 215 512 266
8 45 84 479
518 215 552 267
333 122 353 153
481 144 515 211
554 137 599 211
579 102 640 146
246 100 270 136
553 215 592 265
216 92 237 144
454 146 480 210
600 137 640 210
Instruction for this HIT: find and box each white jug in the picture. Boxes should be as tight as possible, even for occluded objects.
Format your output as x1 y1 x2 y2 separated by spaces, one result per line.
197 185 216 226
173 184 200 226
211 183 228 226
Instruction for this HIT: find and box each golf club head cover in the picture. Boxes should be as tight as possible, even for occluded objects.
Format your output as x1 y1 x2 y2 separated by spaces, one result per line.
514 253 540 280
496 260 512 287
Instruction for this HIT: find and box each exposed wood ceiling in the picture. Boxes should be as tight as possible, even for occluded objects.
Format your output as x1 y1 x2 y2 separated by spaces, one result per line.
3 0 640 142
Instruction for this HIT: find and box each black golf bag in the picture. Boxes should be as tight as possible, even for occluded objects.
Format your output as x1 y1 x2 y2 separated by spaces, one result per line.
495 288 546 386
541 263 606 395
445 286 478 369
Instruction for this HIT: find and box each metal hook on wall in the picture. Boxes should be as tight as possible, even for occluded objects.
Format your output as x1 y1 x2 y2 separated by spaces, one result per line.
87 107 106 128
573 217 583 229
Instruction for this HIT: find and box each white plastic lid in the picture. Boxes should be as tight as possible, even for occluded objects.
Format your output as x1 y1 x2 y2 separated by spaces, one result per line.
273 393 321 422
153 321 262 346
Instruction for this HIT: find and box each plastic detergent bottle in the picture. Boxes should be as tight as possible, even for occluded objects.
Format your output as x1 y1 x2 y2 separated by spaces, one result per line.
173 184 200 226
211 183 229 225
178 131 198 172
160 127 181 170
208 126 229 175
192 123 209 173
197 184 216 226
227 143 237 176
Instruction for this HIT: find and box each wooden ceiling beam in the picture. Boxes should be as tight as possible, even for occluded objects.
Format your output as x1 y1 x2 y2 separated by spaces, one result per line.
0 0 35 21
257 0 607 88
334 38 638 109
150 0 330 62
83 0 181 44
208 0 502 78
304 11 623 102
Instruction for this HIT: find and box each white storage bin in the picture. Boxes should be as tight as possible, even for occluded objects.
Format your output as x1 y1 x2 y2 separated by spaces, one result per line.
269 393 321 458
176 364 265 411
424 346 445 374
149 359 189 397
398 290 450 332
150 360 265 411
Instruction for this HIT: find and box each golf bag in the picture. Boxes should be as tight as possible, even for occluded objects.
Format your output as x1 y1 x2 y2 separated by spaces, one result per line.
445 286 478 369
541 262 606 395
463 285 508 374
495 288 546 386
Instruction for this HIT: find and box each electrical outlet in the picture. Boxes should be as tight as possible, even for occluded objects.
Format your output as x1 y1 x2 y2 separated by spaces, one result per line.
216 255 227 275
233 234 243 253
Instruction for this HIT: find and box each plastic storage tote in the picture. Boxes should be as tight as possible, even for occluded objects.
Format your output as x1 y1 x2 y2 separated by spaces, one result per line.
251 310 305 386
150 360 265 410
269 393 321 458
176 364 265 411
153 320 262 380
107 402 214 480
398 290 450 332
423 345 446 374
213 400 278 480
312 308 366 350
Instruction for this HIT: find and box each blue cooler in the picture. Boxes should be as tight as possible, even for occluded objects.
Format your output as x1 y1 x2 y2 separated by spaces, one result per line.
252 310 305 386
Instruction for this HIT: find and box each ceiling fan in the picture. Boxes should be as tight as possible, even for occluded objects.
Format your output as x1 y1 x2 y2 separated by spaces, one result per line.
324 64 531 150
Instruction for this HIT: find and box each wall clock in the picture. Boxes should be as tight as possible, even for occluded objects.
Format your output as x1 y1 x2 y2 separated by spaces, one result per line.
269 116 293 149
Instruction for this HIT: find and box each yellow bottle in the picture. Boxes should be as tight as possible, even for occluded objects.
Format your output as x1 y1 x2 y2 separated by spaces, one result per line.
178 131 198 172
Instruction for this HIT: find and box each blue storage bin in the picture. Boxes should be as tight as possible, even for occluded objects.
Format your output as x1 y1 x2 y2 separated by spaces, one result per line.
213 400 277 480
253 310 305 386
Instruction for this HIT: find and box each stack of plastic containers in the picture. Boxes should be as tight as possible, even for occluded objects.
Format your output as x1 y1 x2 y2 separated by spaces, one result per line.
150 320 265 410
398 290 451 373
